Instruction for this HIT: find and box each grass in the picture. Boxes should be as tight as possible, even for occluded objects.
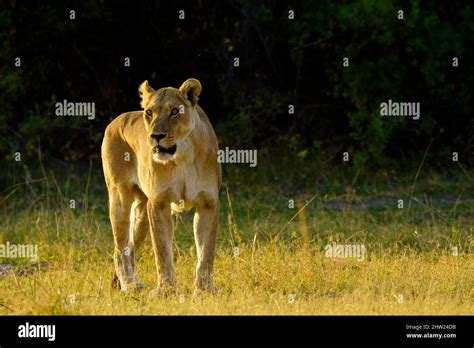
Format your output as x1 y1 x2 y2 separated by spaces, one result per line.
0 160 473 315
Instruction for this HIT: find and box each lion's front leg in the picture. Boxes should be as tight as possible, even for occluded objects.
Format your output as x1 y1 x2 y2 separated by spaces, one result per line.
193 193 219 293
147 198 177 297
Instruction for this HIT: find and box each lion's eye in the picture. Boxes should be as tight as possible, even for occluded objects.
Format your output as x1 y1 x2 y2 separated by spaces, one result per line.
170 108 179 116
145 109 152 118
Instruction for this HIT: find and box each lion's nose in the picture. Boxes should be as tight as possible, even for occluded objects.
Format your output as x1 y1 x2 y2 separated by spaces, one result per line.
150 133 166 142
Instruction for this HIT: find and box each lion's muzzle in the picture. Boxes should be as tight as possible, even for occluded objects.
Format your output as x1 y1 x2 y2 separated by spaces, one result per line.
152 144 177 155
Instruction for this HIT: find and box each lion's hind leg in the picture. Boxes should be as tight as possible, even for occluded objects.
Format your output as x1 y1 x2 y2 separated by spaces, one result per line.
108 185 142 291
121 186 149 289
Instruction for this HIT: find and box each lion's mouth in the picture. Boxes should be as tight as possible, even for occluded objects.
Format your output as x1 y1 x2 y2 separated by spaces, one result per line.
153 144 177 155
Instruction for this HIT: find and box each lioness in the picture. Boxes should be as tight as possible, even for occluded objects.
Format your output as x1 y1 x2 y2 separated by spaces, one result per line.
101 78 221 296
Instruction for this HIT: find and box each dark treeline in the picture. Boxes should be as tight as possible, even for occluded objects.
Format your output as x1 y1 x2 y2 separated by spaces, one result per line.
1 0 473 173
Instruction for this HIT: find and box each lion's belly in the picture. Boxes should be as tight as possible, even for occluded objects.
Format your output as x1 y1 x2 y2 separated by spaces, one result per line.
170 201 193 213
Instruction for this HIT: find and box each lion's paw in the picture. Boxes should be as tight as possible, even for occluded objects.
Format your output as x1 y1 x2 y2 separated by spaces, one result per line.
121 282 145 292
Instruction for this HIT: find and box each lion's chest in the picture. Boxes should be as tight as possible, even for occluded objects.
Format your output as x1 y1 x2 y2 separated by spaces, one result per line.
168 165 199 212
137 161 200 212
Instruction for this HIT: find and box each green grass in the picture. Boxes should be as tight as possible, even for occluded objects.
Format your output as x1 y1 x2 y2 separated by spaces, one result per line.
0 161 473 315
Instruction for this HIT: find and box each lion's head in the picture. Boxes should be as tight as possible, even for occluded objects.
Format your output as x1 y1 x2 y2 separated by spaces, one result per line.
139 78 202 162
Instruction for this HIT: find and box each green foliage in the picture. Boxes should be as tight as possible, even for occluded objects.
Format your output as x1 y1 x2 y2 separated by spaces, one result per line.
0 9 26 154
287 0 474 169
0 1 473 171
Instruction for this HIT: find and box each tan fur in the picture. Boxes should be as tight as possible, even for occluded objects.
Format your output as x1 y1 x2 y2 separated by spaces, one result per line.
101 78 221 296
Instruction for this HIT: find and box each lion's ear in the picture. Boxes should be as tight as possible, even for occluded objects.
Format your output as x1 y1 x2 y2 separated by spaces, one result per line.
179 78 202 106
138 80 155 109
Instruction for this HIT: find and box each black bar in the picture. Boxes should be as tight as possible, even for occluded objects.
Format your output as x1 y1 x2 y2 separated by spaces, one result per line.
0 316 472 346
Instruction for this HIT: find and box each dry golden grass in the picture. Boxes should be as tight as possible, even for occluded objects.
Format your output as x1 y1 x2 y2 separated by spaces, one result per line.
0 240 472 315
0 167 472 315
